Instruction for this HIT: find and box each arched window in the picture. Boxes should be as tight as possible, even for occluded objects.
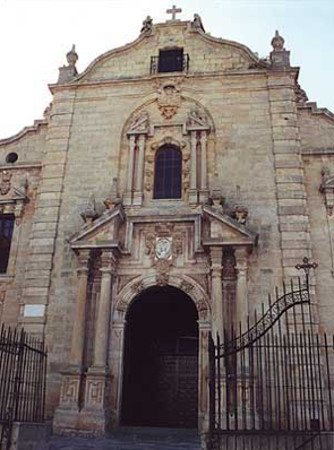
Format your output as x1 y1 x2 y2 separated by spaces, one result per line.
153 145 182 199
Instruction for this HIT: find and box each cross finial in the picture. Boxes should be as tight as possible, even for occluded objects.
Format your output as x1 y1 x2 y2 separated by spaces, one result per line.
166 5 182 21
295 256 318 286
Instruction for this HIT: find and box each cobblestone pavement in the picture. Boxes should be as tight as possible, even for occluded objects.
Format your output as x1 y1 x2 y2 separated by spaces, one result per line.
50 427 202 450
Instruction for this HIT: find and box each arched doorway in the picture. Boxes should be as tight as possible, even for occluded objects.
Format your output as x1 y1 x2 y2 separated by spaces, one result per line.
121 285 199 428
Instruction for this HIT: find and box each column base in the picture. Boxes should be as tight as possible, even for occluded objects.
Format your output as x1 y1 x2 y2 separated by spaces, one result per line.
80 366 111 433
199 189 209 204
189 189 198 205
53 366 83 434
132 191 143 206
123 191 132 206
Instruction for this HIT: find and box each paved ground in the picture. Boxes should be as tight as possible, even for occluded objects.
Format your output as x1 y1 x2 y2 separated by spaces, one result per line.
50 427 202 450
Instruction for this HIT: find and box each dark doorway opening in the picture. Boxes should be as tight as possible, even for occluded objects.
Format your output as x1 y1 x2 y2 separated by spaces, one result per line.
121 286 199 428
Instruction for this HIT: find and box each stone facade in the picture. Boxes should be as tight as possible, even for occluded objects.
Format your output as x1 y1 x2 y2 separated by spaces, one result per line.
0 10 334 436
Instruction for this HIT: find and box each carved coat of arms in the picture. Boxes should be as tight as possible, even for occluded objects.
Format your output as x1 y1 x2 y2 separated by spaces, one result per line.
157 84 181 119
0 171 12 196
145 231 183 286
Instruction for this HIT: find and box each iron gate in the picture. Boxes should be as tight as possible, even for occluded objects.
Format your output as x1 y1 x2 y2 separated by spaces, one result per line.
209 259 334 449
0 326 47 450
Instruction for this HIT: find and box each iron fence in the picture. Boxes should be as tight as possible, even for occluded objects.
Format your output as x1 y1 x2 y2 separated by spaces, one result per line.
209 273 334 448
0 325 47 449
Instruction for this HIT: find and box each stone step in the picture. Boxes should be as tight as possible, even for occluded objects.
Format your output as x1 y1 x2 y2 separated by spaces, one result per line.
50 427 202 450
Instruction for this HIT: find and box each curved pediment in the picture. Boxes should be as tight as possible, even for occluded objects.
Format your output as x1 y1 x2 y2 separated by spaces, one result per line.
64 20 263 86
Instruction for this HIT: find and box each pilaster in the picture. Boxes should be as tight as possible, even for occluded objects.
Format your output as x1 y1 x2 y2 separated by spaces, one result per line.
209 247 223 340
198 320 211 432
199 131 209 203
234 247 249 332
53 249 90 433
268 72 312 280
133 135 146 206
21 88 76 336
123 135 136 206
80 250 117 432
189 130 198 205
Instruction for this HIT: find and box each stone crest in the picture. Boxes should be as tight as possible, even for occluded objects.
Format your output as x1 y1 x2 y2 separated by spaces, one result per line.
157 83 181 119
0 171 12 195
145 226 183 284
155 237 172 260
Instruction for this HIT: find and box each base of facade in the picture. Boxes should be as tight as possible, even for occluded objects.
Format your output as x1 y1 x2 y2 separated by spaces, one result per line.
0 421 51 450
205 432 334 450
53 408 109 436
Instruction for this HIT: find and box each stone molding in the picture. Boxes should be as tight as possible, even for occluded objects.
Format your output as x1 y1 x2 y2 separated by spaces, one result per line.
298 101 334 123
113 273 211 321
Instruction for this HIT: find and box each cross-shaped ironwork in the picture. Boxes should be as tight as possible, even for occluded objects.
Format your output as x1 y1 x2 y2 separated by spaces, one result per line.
295 256 318 285
166 5 182 21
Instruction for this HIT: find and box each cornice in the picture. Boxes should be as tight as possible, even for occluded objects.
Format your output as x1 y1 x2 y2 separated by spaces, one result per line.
0 120 47 146
298 101 334 123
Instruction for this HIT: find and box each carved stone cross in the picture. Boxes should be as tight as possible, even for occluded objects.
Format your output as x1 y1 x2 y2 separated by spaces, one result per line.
166 5 182 21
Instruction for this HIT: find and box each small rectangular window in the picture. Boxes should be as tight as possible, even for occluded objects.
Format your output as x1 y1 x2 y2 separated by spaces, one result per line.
0 215 15 273
158 49 184 73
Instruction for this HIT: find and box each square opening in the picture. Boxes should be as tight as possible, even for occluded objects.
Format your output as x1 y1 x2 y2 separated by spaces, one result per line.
158 48 184 73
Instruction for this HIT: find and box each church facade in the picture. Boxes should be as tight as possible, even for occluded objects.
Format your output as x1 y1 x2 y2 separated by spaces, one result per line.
1 8 334 438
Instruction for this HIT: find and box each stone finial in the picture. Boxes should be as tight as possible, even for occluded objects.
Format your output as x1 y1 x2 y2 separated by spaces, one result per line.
43 102 52 121
270 30 290 68
321 166 331 179
192 13 205 32
141 15 153 34
81 193 99 225
104 178 121 210
230 206 248 225
207 189 225 211
271 30 285 51
66 44 78 67
58 44 78 83
295 83 308 105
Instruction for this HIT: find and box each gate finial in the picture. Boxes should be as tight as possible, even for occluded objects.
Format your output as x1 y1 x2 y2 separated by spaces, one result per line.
295 256 318 286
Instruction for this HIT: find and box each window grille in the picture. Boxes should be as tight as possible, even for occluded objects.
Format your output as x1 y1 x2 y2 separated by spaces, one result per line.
153 146 182 199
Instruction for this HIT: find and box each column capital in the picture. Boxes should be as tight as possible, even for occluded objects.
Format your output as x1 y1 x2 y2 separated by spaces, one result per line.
76 249 90 276
128 134 136 146
100 249 117 272
234 246 248 269
200 130 207 142
209 246 223 266
138 134 146 145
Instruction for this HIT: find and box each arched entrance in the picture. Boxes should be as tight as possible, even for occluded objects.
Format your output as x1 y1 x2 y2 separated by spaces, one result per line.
121 285 199 428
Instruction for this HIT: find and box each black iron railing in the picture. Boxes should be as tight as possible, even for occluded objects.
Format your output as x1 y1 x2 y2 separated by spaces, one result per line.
150 54 190 74
209 263 334 449
0 326 47 449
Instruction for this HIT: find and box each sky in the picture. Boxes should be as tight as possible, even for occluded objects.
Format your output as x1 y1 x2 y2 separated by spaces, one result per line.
0 0 333 140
